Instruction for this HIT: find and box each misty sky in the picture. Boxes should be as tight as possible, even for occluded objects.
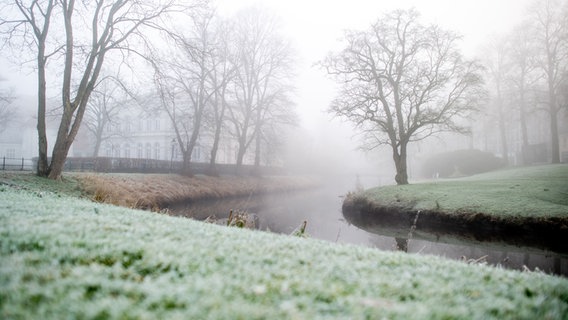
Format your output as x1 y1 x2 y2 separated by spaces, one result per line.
214 0 532 133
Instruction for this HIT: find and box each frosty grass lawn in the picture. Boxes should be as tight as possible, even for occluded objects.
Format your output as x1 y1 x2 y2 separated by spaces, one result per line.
1 174 568 319
362 164 568 218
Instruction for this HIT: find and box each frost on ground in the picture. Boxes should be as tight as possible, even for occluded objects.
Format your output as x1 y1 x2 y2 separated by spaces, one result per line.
1 186 567 319
361 164 568 218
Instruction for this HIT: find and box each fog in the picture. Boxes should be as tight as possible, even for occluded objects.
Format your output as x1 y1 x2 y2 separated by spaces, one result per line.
0 0 549 178
1 0 566 274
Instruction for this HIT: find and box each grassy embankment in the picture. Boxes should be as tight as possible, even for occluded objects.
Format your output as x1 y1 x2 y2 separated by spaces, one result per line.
1 172 568 318
343 164 568 254
2 172 318 210
360 164 568 218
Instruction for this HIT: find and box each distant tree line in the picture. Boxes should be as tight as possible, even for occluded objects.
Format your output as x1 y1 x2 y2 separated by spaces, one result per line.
479 0 568 166
147 6 296 176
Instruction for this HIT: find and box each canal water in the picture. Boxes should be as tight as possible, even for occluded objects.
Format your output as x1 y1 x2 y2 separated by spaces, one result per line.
169 175 567 277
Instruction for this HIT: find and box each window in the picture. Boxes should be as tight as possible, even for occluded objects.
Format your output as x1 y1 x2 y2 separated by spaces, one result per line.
154 143 160 160
155 119 160 131
193 146 201 162
124 144 131 158
124 119 131 133
113 145 120 158
137 143 143 158
145 143 152 159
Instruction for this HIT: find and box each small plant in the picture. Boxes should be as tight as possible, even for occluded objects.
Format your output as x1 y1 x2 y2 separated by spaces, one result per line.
205 210 258 229
291 220 308 238
460 255 488 265
92 188 110 203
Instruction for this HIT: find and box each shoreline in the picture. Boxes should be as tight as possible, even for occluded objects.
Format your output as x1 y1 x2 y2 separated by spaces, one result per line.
342 194 568 256
74 172 319 210
341 165 568 256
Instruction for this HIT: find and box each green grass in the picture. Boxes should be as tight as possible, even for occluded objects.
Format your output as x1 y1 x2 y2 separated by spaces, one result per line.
1 175 568 318
363 164 568 218
0 172 84 198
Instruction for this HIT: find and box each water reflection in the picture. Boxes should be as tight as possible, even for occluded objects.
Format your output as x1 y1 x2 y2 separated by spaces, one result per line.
168 176 567 277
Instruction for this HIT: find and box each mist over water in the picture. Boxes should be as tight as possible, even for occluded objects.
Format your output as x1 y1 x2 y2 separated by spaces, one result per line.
170 172 567 277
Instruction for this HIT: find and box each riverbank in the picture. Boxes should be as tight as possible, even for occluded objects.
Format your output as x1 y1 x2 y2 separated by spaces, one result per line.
343 164 568 254
0 172 318 210
1 177 567 319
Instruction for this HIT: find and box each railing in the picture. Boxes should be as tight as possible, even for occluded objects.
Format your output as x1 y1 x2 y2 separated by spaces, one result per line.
1 156 284 176
62 157 284 175
1 157 34 171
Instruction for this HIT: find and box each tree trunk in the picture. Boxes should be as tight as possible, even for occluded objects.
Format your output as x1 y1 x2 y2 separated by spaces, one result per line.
47 143 69 180
182 150 192 176
236 139 247 174
549 108 560 163
208 124 222 176
392 142 409 185
518 81 529 148
549 85 560 164
36 41 49 177
48 102 86 179
252 125 261 176
36 68 49 177
92 127 103 157
518 92 530 165
236 146 246 167
497 99 509 165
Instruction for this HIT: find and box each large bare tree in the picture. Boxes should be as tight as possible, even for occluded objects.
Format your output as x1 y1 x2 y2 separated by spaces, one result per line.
0 0 190 179
322 9 484 185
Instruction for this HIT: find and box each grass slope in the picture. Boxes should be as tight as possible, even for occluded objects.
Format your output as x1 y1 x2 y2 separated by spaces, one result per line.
1 180 568 318
363 165 568 218
77 173 317 209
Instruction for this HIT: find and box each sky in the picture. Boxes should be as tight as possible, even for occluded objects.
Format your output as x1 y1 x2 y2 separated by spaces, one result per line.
213 0 531 131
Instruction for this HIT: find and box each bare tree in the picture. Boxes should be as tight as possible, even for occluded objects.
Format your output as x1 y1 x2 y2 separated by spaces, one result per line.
507 22 541 155
150 9 225 175
205 18 237 175
531 0 568 163
0 88 16 134
229 6 296 173
1 0 57 176
321 9 484 185
171 11 221 174
253 88 297 168
83 76 130 157
1 0 191 179
483 37 513 164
